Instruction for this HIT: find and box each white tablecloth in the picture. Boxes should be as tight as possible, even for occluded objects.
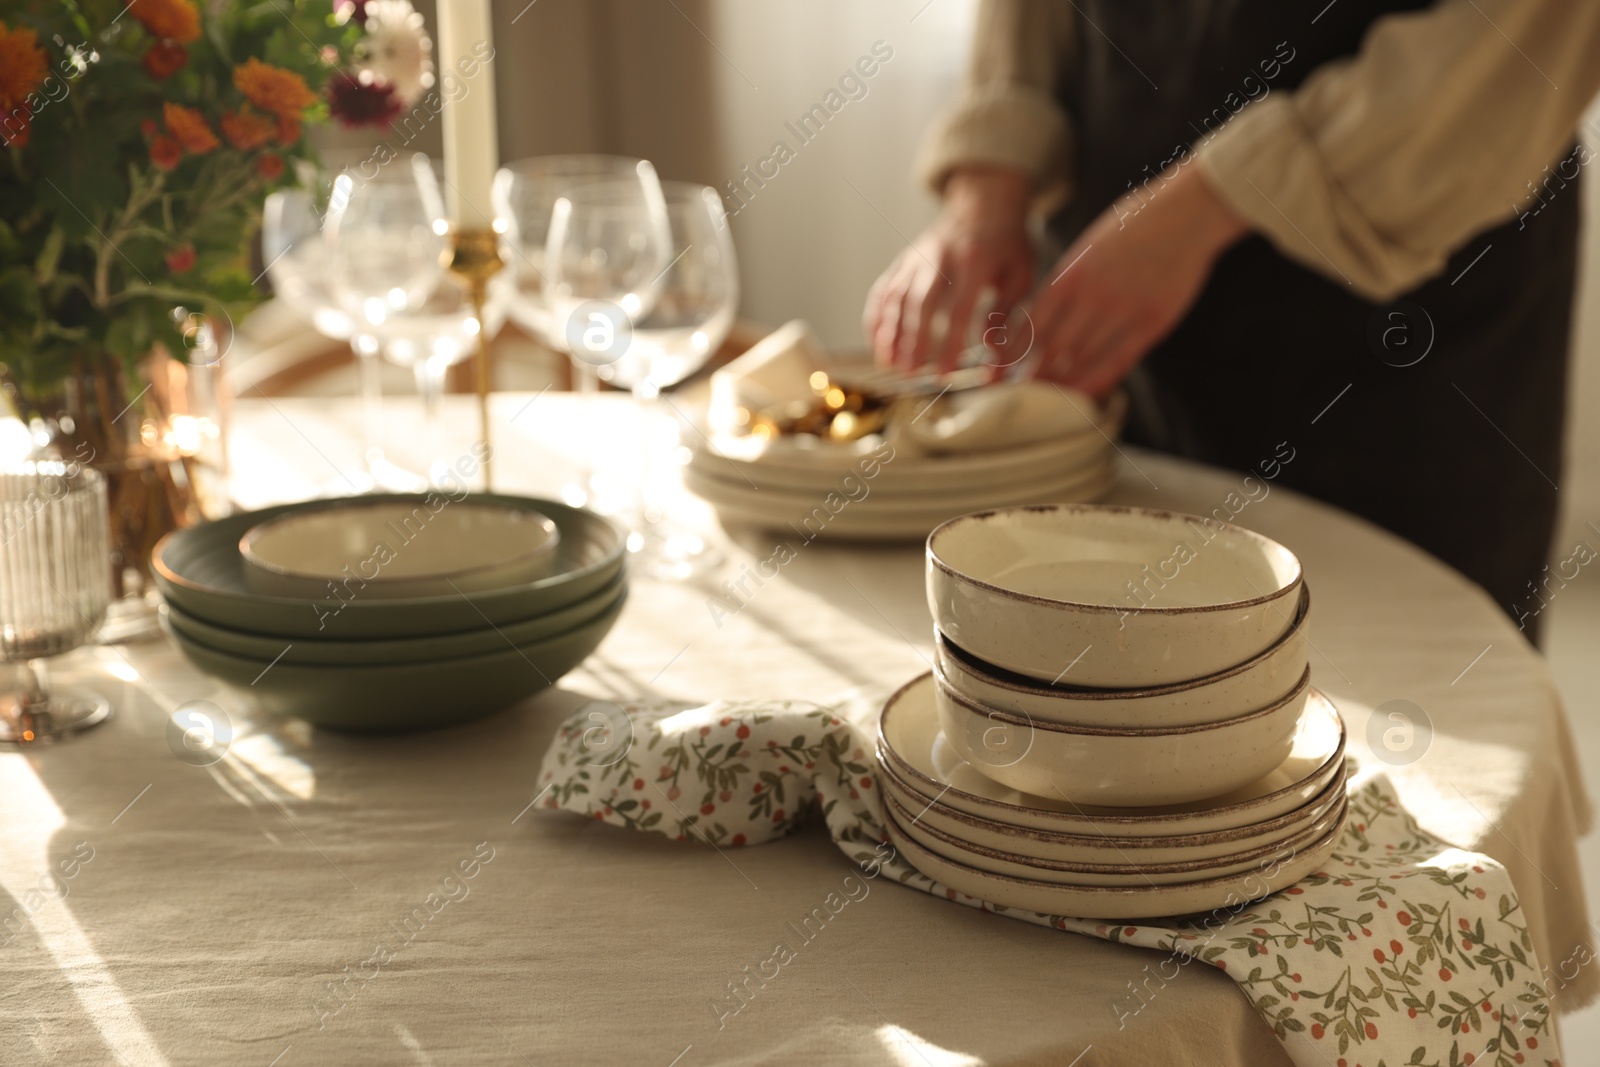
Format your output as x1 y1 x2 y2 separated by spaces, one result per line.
1 393 1591 1067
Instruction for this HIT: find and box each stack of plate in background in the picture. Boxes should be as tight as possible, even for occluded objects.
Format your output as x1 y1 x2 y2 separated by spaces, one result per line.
877 503 1348 919
152 495 626 732
685 391 1125 542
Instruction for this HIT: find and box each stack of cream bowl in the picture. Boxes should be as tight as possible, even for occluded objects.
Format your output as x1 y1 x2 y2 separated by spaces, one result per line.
879 503 1349 919
152 494 627 733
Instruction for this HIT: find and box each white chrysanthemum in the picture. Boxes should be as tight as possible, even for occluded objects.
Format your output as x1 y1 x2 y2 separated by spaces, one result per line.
360 0 434 106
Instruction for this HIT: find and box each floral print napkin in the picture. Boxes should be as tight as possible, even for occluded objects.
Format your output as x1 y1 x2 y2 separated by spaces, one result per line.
536 696 1564 1067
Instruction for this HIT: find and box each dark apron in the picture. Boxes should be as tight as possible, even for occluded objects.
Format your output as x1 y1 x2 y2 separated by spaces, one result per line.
1053 1 1577 642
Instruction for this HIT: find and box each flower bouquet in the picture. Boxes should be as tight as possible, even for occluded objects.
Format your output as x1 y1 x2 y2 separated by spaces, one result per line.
0 0 431 597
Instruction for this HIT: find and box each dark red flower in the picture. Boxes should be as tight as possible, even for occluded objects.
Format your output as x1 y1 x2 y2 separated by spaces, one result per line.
143 40 187 78
165 243 196 273
327 69 401 128
1 102 31 148
149 134 182 170
254 153 284 180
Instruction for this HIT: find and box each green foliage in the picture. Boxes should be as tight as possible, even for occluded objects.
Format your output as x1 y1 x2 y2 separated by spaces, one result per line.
0 0 361 406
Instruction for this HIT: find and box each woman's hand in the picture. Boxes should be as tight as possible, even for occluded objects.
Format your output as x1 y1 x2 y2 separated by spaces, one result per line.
1030 163 1248 398
863 166 1035 372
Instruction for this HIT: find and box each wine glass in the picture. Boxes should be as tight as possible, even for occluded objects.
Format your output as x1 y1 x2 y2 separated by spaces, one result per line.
0 462 114 743
495 156 668 507
493 156 659 344
323 154 453 484
262 188 356 342
262 187 390 491
547 181 737 579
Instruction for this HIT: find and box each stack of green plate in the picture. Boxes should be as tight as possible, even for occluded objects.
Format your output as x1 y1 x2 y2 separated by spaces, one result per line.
151 494 627 732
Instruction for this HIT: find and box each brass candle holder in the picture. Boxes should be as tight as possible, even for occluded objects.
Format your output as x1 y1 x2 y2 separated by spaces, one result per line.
446 226 506 490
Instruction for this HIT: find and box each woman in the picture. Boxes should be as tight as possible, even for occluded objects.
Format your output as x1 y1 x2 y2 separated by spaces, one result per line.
865 0 1600 641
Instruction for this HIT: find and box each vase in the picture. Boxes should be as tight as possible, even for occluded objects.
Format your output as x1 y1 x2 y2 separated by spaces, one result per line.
2 336 230 640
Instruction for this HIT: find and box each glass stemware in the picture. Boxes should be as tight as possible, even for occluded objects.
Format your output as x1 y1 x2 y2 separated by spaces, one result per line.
324 154 453 485
492 156 656 345
547 181 737 579
494 155 668 507
0 462 113 743
262 187 392 489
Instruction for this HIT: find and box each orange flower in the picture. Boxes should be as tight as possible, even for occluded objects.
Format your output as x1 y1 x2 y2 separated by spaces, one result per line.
130 0 200 44
150 134 182 170
220 108 274 150
233 58 315 117
163 101 218 153
255 153 285 181
276 113 301 145
0 21 49 111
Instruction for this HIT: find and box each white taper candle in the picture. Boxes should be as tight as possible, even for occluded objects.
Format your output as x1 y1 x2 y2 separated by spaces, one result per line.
436 0 498 229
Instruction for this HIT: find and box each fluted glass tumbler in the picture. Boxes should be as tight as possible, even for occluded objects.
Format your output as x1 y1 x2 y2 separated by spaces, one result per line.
0 462 114 743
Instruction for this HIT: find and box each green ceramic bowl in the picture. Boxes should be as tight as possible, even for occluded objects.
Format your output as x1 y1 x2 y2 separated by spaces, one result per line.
153 494 626 640
159 593 626 732
161 572 627 665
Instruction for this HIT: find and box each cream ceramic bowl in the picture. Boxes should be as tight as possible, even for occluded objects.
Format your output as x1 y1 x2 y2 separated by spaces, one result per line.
934 585 1310 728
927 504 1303 687
877 758 1347 866
879 673 1346 835
241 500 560 600
885 802 1346 920
931 668 1311 806
884 787 1346 887
878 673 1347 837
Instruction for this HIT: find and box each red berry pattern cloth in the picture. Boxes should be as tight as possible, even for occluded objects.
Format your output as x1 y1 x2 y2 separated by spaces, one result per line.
537 697 1565 1067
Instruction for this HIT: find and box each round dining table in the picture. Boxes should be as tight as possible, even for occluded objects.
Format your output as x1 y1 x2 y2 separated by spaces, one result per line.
3 392 1593 1067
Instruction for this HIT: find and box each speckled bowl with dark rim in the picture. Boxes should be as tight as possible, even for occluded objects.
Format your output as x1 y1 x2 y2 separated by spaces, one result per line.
877 672 1347 837
927 503 1304 688
932 668 1311 806
934 585 1310 729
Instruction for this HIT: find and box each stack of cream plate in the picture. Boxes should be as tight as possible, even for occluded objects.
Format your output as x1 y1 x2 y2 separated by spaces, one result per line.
880 503 1349 918
875 673 1348 919
684 395 1126 542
